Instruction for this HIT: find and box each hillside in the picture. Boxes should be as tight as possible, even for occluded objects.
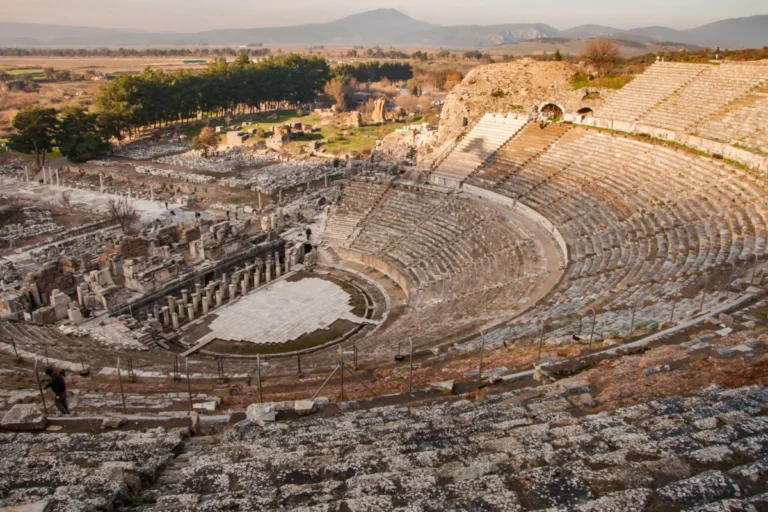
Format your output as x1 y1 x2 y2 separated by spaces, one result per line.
1 10 766 48
436 59 609 145
488 38 699 58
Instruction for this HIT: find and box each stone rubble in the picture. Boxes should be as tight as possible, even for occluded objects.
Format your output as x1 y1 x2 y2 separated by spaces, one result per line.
112 139 191 160
155 148 276 173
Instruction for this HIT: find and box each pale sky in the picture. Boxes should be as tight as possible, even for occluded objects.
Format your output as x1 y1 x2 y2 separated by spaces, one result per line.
2 0 766 32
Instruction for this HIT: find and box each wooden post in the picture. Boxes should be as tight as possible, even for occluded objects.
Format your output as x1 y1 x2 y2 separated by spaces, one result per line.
185 357 193 411
477 331 485 382
34 359 48 415
117 358 127 415
537 320 545 363
408 338 414 393
256 354 263 403
339 346 344 402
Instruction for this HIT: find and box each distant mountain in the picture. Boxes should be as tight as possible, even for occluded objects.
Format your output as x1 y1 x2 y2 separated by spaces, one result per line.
683 15 768 48
192 9 440 46
403 23 559 48
1 10 767 49
560 25 624 39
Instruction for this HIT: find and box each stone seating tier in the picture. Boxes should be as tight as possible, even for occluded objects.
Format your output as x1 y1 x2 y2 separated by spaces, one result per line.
5 384 760 511
433 114 528 182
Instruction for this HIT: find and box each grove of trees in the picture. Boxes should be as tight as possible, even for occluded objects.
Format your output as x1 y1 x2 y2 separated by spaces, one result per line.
7 105 110 167
332 61 413 83
94 54 330 138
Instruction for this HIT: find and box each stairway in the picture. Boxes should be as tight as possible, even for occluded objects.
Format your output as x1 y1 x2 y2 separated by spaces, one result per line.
430 113 528 188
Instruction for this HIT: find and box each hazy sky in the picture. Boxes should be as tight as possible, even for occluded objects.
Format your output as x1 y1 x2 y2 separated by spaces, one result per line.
3 0 766 31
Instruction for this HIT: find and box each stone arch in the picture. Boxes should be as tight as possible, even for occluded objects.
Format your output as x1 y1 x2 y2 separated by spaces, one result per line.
577 107 594 116
539 103 565 119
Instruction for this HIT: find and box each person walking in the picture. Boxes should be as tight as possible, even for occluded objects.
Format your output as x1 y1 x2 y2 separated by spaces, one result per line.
44 368 70 415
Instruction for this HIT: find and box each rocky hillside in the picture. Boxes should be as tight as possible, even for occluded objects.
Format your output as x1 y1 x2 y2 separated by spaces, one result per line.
437 59 610 145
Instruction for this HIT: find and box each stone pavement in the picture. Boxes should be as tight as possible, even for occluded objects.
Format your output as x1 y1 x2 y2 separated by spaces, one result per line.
199 278 362 346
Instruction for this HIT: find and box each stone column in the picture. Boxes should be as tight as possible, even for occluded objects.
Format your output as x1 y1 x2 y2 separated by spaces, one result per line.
171 312 179 329
177 300 186 320
254 260 262 288
166 296 175 314
150 183 155 202
55 168 60 186
24 167 29 182
205 285 213 304
195 283 202 295
192 293 200 313
219 281 227 300
99 173 104 193
266 258 273 283
162 307 170 327
241 278 248 296
203 296 210 314
275 251 282 278
258 193 262 211
187 303 195 321
182 289 189 304
76 283 86 306
216 290 223 307
228 283 237 301
153 304 160 320
285 249 292 273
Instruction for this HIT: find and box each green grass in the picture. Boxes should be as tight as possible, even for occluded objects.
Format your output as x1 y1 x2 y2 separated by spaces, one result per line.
241 109 323 135
5 68 44 76
571 72 634 90
320 116 422 155
122 493 156 506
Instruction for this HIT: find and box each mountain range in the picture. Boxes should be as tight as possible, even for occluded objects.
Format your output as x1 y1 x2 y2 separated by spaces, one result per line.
1 9 767 49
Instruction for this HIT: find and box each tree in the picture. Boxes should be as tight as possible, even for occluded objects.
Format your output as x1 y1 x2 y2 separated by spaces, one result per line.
324 77 350 112
554 49 563 61
108 198 139 233
59 191 74 212
7 106 58 169
57 106 111 163
581 39 621 77
192 126 220 157
407 78 422 97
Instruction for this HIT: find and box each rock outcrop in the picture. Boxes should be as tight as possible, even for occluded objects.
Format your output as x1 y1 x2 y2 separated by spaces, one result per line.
437 58 610 145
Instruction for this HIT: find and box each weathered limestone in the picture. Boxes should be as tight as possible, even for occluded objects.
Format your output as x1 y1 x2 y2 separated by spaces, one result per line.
202 296 210 315
0 404 47 431
171 312 179 329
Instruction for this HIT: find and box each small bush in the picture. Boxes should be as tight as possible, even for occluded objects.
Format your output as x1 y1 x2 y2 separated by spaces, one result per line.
490 88 505 98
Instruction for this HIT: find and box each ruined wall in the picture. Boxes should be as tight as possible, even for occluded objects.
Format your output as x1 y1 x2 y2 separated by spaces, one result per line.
437 59 611 145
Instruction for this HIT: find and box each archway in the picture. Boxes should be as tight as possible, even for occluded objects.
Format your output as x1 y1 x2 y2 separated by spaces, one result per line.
539 103 565 119
577 107 594 117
